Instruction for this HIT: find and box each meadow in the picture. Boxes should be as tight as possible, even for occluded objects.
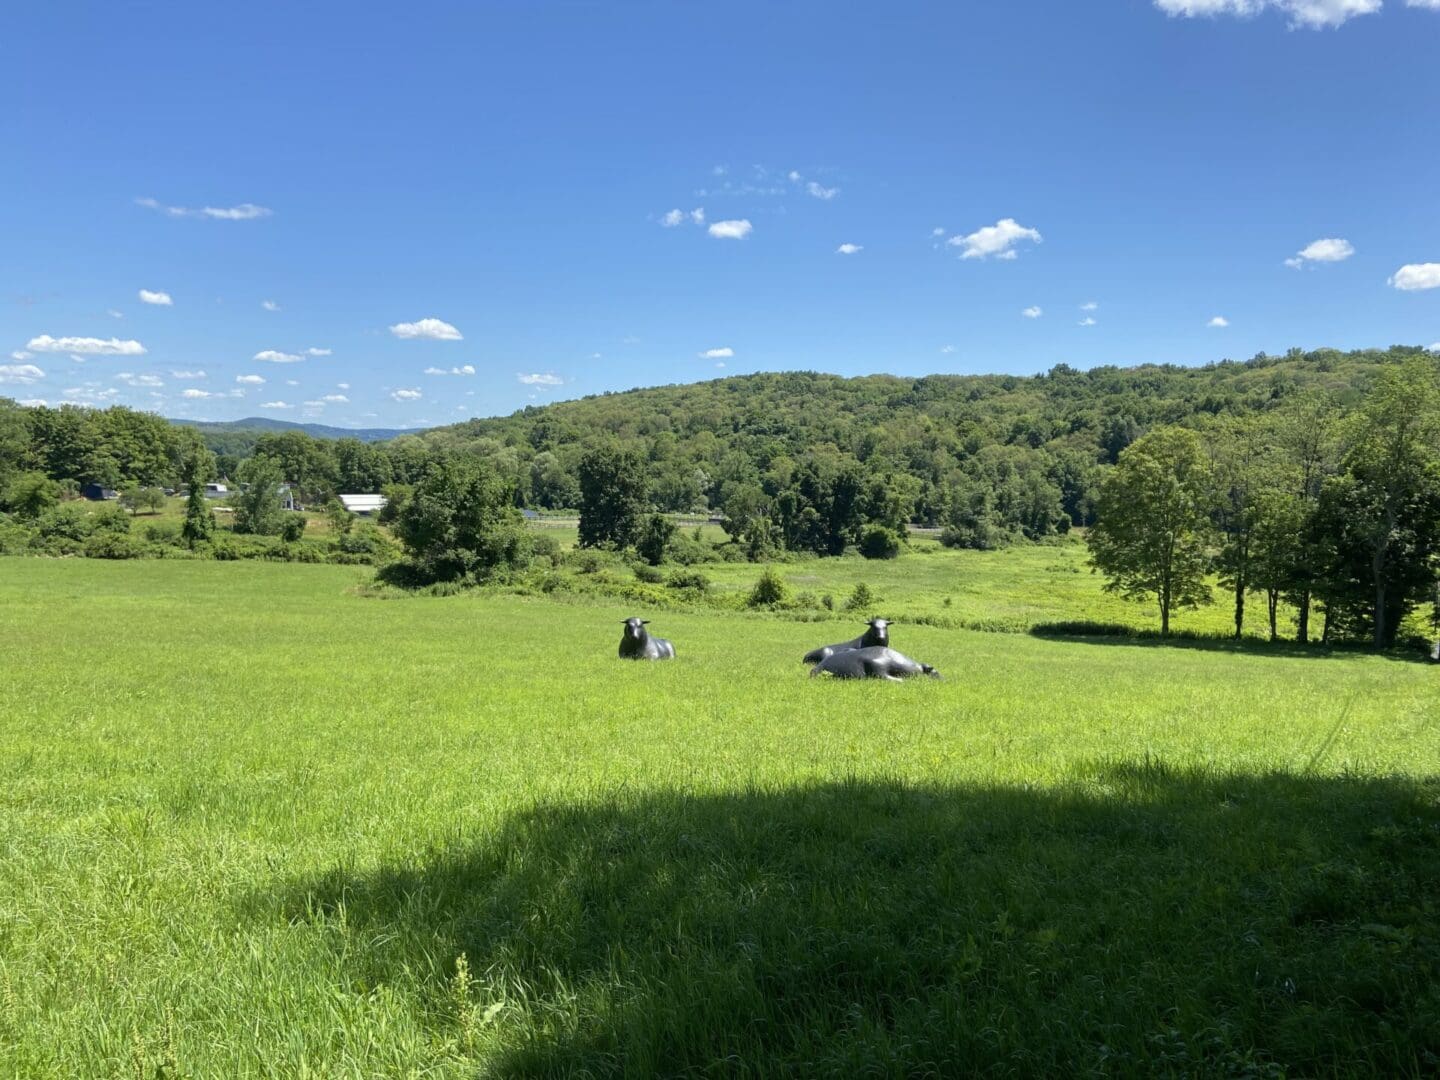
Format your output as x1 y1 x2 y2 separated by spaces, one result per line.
0 553 1436 1077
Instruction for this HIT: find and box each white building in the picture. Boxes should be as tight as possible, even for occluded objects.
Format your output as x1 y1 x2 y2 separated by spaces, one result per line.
338 494 386 516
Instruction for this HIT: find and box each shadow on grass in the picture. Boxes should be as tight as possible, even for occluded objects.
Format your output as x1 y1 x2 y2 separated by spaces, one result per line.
255 766 1440 1076
1029 621 1434 664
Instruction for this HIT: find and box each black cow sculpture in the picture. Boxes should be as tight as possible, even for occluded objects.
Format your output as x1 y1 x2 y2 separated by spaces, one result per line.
810 646 940 682
802 618 890 664
618 617 676 660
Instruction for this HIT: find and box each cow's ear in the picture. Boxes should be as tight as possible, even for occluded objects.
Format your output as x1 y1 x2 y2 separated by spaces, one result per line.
641 620 650 624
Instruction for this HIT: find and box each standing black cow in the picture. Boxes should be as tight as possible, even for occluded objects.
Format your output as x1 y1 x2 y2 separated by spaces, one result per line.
810 646 940 682
619 617 676 660
802 618 890 664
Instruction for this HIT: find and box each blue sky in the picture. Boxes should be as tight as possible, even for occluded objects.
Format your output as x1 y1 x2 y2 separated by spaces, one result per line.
3 0 1438 429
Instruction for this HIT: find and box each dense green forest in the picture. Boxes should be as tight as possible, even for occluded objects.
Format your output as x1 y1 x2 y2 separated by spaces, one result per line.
3 346 1438 646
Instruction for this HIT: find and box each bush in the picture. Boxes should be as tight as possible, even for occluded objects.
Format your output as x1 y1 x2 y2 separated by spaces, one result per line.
280 515 307 543
389 459 532 585
530 534 562 562
940 522 1005 550
36 503 94 543
843 582 878 613
143 520 183 545
748 567 789 608
858 525 902 560
83 532 145 560
636 513 677 566
666 569 711 594
633 563 665 584
2 472 62 519
90 504 132 536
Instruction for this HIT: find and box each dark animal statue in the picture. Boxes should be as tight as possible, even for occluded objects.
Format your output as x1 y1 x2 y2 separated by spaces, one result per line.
802 618 890 664
810 646 939 682
618 617 676 660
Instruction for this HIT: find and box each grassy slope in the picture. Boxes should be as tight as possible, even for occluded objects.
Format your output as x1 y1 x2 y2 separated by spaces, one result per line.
0 558 1436 1076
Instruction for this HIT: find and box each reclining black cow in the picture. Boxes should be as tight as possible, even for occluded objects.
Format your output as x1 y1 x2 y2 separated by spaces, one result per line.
802 618 890 664
810 646 940 682
618 617 676 660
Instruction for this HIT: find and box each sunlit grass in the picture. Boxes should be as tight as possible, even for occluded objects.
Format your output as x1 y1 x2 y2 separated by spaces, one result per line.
0 557 1435 1075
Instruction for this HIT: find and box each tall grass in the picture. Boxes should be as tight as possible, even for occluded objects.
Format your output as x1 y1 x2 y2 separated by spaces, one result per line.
0 558 1435 1075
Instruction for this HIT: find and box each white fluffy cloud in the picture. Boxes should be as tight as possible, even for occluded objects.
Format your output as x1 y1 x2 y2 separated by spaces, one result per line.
262 299 280 312
181 388 218 399
0 363 45 384
136 197 272 220
107 309 124 319
390 317 462 340
700 347 734 360
661 208 706 227
1285 237 1355 268
63 384 119 403
138 289 173 306
1081 301 1099 311
836 243 863 255
253 349 304 363
424 364 477 375
1153 0 1382 29
306 347 332 356
1079 316 1098 327
390 388 422 401
939 345 956 354
947 219 1042 261
26 335 146 356
337 382 350 390
708 219 753 240
806 181 839 200
1022 306 1043 319
1389 263 1440 291
236 374 265 385
116 372 164 387
170 370 206 379
261 401 293 409
1209 316 1231 327
517 373 563 386
10 350 32 361
321 394 349 403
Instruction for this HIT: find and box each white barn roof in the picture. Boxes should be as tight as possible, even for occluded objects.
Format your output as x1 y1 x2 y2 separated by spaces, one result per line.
338 494 387 513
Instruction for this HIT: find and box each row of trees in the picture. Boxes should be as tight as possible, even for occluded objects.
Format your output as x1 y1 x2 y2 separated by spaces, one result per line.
1089 360 1440 646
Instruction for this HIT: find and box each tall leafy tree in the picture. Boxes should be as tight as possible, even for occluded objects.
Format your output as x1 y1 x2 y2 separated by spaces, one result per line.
1087 426 1216 636
232 456 287 536
391 458 528 583
180 448 217 547
1321 361 1440 647
578 445 648 549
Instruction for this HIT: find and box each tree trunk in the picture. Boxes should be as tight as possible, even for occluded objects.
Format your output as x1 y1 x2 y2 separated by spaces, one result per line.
1322 602 1332 645
1160 585 1170 637
1374 566 1388 651
1297 589 1310 644
1233 576 1245 640
1268 589 1279 642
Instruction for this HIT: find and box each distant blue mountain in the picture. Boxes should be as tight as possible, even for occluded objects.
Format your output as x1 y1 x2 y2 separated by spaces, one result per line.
168 416 418 443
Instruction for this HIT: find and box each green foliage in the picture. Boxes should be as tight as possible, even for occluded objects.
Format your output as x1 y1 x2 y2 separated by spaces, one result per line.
232 457 288 536
2 471 62 519
632 563 665 584
325 500 354 537
82 531 144 560
635 513 677 566
748 567 788 608
180 449 216 547
280 515 307 543
858 524 901 560
842 581 878 613
387 458 530 586
577 445 648 549
666 568 711 594
1088 427 1216 635
120 485 166 515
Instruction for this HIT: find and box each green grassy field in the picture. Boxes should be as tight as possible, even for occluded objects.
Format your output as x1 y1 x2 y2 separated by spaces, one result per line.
1 556 1436 1076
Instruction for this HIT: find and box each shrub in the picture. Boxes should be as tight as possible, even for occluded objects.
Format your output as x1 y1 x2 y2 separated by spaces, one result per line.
280 515 307 543
633 563 665 584
83 532 144 560
858 525 902 560
389 459 531 585
36 503 93 543
748 568 789 608
143 520 183 545
2 472 62 519
843 582 878 613
530 534 562 562
666 569 711 594
90 504 132 536
821 593 835 611
573 549 609 574
635 513 677 566
940 522 1005 551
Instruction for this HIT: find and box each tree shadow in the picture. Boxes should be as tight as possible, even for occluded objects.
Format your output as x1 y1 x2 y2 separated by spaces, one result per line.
252 767 1440 1076
1029 622 1434 664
